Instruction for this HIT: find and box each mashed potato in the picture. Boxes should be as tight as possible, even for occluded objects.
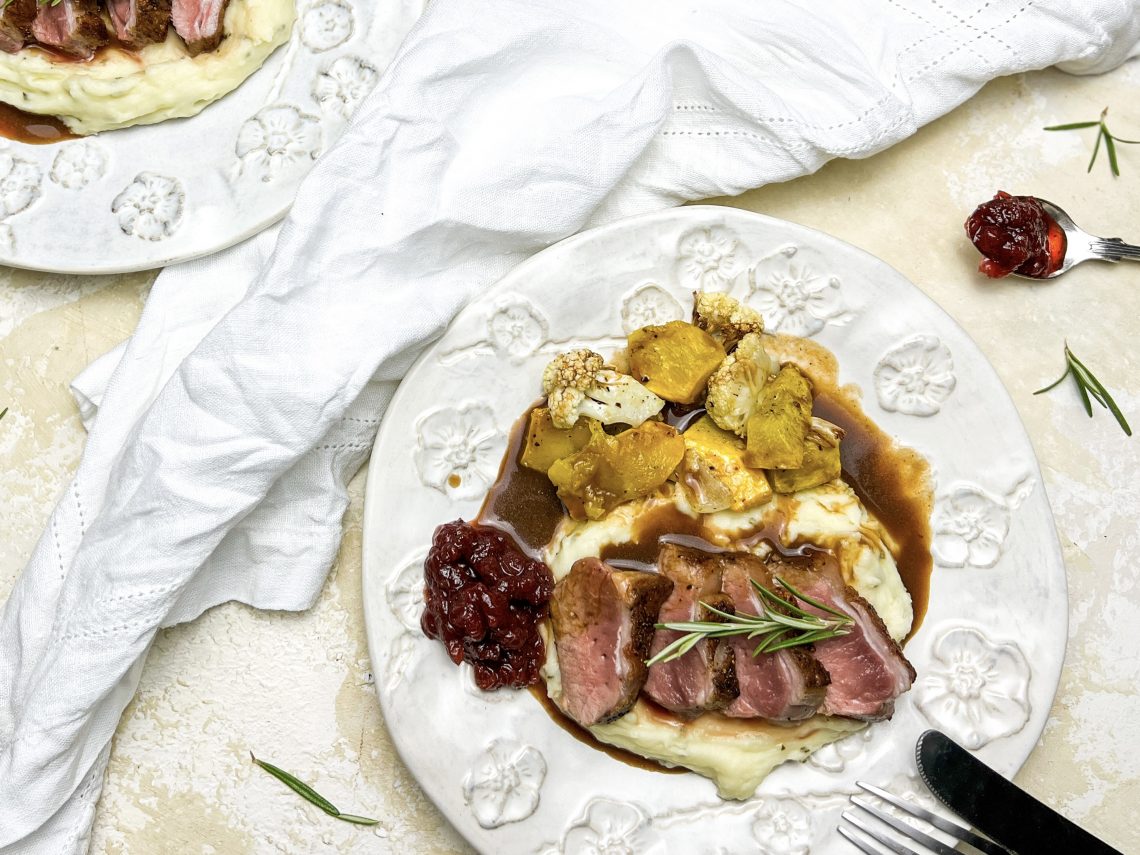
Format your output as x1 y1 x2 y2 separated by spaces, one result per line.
0 0 294 134
541 480 913 799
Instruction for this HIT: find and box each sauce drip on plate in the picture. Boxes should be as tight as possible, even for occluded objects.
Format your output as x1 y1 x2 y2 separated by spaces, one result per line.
0 102 76 145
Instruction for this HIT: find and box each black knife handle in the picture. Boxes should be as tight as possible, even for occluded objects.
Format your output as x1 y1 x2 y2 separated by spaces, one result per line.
916 730 1122 855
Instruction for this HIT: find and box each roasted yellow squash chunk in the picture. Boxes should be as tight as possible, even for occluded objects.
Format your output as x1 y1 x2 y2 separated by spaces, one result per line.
769 418 845 493
628 321 725 404
743 365 813 469
547 420 686 520
676 415 772 513
519 408 595 474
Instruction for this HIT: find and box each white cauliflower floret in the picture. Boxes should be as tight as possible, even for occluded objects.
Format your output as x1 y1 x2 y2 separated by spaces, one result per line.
541 349 666 429
704 332 777 436
692 292 764 352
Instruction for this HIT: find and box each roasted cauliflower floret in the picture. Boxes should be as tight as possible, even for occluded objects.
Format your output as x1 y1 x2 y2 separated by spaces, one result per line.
692 292 764 352
542 349 666 430
676 415 772 513
704 333 777 436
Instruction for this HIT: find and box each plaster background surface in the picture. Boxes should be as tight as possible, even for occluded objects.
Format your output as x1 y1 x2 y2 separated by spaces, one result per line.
1 65 1137 852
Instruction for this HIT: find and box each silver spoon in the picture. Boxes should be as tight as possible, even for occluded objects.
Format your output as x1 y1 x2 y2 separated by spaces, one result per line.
1016 198 1140 279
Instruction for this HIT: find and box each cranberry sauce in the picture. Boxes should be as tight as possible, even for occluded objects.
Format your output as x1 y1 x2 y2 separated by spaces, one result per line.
421 520 554 690
964 191 1066 278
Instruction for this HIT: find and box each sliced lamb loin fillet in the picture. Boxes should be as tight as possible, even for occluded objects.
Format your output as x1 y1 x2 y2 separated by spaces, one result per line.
31 0 107 59
549 558 673 727
643 544 738 715
721 553 830 722
107 0 173 50
171 0 229 56
772 552 916 722
0 0 37 54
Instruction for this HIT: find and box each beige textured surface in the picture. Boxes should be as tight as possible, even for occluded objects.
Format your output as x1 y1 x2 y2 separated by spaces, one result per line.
2 64 1138 852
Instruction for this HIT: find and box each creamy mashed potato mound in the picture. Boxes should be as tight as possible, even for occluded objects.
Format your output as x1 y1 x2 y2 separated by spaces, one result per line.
0 0 294 134
541 480 913 799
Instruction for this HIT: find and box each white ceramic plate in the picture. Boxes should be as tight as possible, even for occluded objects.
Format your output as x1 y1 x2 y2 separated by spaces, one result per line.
0 0 420 274
361 206 1066 854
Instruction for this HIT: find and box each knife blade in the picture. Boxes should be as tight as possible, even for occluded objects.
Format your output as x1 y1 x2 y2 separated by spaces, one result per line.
915 729 1122 855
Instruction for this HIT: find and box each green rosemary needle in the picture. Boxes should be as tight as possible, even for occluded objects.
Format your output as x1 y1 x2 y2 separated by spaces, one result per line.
1034 342 1131 436
250 752 379 826
645 577 853 667
0 407 7 422
1044 107 1140 177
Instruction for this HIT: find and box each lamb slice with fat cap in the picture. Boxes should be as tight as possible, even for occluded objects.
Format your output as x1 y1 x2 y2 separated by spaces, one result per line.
720 552 830 722
171 0 229 55
107 0 173 50
32 0 107 59
0 0 37 54
644 543 738 714
771 552 916 722
549 558 673 727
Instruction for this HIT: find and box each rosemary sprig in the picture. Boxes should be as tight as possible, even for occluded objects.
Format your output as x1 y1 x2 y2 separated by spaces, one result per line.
250 752 379 826
0 407 7 421
1034 342 1131 436
645 577 853 667
1044 107 1140 177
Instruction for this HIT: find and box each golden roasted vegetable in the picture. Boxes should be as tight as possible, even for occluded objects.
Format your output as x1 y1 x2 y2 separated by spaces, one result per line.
705 332 777 436
743 365 813 469
547 421 686 520
519 408 595 474
692 292 764 352
769 418 845 493
676 415 773 513
628 321 725 404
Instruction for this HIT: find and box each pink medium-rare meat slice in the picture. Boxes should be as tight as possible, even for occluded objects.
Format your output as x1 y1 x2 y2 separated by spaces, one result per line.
107 0 173 50
32 0 107 59
721 555 829 722
772 553 916 722
549 558 673 727
644 544 738 714
171 0 229 55
0 0 37 54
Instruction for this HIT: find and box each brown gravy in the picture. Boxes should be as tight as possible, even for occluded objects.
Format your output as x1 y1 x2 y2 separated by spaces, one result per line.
528 686 687 774
0 102 77 145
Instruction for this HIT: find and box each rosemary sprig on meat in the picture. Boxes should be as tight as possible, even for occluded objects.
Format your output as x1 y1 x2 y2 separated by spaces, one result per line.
250 752 379 826
645 577 853 667
1034 342 1131 436
1044 107 1140 177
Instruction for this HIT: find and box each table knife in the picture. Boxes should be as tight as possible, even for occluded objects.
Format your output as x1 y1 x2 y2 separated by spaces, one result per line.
915 729 1122 855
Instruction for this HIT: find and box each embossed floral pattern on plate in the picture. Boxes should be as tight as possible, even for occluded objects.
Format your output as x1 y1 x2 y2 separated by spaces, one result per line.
874 335 957 416
915 626 1031 749
236 105 323 183
414 403 503 500
462 739 547 829
747 260 847 336
112 173 184 241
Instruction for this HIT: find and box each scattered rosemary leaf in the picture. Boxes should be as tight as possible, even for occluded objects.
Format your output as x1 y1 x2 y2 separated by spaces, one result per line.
1034 342 1131 436
1044 107 1140 177
250 752 379 826
0 407 7 422
645 577 853 667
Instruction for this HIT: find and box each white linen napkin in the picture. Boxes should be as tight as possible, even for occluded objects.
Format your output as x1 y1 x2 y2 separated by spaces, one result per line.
3 0 1138 851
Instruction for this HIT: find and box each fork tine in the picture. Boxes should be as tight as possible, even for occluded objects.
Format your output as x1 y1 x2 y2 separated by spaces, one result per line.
850 797 959 855
837 824 894 855
841 810 922 855
856 782 1011 855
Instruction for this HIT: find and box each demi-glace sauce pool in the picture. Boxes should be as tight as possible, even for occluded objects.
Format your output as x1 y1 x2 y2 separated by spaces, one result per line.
477 335 934 768
0 102 76 144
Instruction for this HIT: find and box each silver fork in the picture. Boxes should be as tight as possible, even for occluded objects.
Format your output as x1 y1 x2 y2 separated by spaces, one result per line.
838 781 1013 855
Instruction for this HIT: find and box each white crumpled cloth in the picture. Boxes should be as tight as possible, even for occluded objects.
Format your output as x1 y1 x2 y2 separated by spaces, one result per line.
2 0 1138 851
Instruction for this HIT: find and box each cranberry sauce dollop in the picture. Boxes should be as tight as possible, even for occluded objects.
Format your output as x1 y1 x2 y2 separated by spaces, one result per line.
421 520 555 690
964 191 1066 279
